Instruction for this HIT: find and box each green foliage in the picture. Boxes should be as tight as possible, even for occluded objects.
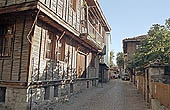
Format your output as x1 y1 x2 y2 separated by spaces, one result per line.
110 50 115 66
116 52 124 68
127 19 170 70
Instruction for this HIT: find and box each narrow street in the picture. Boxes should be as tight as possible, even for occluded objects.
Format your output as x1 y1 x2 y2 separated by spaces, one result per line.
51 80 148 110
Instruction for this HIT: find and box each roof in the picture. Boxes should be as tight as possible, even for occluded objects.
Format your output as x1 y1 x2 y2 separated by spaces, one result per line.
144 60 169 69
86 0 111 32
123 35 147 42
123 35 147 53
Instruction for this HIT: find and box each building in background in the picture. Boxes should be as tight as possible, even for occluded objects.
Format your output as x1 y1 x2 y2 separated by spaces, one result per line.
0 0 111 110
123 35 147 80
99 32 111 82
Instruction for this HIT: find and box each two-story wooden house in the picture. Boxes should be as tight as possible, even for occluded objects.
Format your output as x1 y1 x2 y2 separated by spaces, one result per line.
123 35 147 81
0 0 111 109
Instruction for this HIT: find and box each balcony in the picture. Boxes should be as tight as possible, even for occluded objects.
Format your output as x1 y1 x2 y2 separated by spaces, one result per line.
80 21 104 50
0 0 104 51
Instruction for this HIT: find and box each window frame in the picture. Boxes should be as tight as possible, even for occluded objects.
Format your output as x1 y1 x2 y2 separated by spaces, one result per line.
70 0 77 12
0 87 6 103
58 38 65 61
0 25 14 57
44 31 56 60
54 85 58 97
44 87 50 100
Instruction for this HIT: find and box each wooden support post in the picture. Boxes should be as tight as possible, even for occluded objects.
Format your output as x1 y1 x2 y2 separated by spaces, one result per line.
10 19 16 80
26 19 34 82
67 38 70 78
71 41 73 79
18 15 26 81
37 23 43 81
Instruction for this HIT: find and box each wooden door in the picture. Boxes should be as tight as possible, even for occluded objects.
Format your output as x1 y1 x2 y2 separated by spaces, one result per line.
76 52 86 78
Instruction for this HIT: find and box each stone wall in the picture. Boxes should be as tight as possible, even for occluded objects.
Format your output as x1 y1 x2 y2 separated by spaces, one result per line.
0 79 98 110
29 79 97 110
103 70 110 83
0 87 28 110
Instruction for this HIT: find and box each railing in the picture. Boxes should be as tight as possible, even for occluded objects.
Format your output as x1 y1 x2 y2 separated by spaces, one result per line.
152 82 170 109
87 21 103 47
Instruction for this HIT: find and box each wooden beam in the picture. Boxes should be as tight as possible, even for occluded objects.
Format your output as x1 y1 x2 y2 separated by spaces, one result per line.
37 23 43 81
18 15 26 81
0 1 37 15
26 22 34 82
0 80 27 88
10 19 17 80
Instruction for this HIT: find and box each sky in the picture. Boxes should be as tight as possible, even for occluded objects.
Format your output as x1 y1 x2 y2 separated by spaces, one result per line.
98 0 170 64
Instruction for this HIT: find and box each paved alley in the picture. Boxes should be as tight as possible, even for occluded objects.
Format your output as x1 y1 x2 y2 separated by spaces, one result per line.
50 80 148 110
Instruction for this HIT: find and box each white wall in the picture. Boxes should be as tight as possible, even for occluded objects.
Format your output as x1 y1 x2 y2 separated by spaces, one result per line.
104 33 111 67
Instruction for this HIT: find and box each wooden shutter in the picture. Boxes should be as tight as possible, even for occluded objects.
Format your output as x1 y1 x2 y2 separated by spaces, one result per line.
77 52 86 78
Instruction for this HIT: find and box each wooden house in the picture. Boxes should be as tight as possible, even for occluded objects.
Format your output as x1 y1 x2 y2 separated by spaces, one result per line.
0 0 111 109
123 35 147 82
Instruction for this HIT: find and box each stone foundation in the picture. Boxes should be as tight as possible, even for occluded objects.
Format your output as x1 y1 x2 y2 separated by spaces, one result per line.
30 79 97 110
0 87 29 110
1 79 98 110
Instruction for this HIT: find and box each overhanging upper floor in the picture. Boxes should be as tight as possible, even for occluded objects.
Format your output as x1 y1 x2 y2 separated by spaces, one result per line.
0 0 111 52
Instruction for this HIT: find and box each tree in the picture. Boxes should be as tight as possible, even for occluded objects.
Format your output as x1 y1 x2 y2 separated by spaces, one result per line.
116 52 124 69
110 50 115 67
127 18 170 70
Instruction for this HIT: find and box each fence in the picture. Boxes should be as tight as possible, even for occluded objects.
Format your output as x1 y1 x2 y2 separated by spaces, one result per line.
152 82 170 109
136 75 145 95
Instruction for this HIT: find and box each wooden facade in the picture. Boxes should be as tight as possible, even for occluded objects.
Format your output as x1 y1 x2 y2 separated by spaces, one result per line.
0 13 33 82
0 0 111 109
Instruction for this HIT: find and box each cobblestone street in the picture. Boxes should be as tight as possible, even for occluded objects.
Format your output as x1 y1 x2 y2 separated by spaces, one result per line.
51 80 148 110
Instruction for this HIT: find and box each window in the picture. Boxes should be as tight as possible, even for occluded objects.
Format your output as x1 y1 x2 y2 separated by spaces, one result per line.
102 28 106 43
70 0 77 11
58 38 65 61
70 83 73 93
99 24 101 34
0 25 14 57
164 66 170 75
54 86 58 97
90 53 96 67
0 87 6 102
136 44 139 50
45 31 56 59
44 87 50 100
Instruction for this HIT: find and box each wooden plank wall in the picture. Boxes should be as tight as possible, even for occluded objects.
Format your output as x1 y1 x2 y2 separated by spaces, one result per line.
152 82 170 109
0 15 32 82
30 21 68 81
29 20 95 82
39 0 84 33
0 0 35 7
